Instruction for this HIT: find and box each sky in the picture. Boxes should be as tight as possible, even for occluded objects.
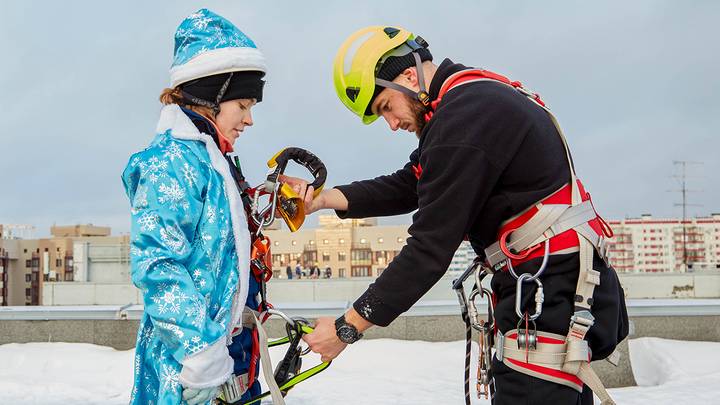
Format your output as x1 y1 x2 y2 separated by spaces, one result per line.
1 1 719 237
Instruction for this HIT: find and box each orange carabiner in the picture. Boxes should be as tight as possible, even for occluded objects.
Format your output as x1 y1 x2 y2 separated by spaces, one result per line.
499 228 543 261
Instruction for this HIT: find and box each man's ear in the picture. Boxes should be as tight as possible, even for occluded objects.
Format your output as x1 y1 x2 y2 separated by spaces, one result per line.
400 67 418 87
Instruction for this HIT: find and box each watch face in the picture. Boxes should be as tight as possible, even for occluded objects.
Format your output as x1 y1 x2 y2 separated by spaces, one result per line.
338 325 357 343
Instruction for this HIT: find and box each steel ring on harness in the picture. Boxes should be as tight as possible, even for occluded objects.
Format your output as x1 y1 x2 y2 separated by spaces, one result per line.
514 273 544 321
499 228 544 261
507 239 550 281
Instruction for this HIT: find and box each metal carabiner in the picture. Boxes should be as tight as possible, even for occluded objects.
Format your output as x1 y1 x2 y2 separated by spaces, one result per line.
514 273 544 321
507 239 550 281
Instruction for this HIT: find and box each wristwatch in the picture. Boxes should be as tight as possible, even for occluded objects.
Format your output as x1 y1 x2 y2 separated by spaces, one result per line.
335 314 363 344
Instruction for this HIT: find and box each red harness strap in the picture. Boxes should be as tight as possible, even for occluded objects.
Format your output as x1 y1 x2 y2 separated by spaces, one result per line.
424 68 546 122
498 180 612 269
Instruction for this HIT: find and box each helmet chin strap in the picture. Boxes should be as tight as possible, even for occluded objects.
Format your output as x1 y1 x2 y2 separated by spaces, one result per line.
374 53 430 106
181 72 235 117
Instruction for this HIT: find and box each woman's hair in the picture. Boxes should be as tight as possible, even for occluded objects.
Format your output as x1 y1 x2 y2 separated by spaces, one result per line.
159 87 215 119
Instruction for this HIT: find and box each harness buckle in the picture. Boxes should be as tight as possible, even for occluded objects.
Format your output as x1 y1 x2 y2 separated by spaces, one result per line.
570 310 595 328
495 332 505 361
220 373 249 403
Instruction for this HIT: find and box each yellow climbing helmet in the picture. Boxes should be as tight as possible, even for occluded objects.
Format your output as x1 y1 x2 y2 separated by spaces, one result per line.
333 26 431 124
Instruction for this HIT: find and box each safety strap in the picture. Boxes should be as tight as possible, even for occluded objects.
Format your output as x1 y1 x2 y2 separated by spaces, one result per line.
252 312 286 405
498 329 615 405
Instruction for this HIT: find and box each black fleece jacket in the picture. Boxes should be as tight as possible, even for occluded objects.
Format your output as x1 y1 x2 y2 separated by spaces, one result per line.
336 59 627 357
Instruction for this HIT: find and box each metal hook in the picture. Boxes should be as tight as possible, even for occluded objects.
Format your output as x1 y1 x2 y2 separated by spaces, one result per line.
514 273 544 321
508 239 550 281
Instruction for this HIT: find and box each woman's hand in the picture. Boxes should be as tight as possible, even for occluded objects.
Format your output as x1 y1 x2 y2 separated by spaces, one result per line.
182 387 219 405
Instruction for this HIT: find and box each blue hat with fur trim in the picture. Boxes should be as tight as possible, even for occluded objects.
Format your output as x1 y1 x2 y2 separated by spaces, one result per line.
170 8 267 88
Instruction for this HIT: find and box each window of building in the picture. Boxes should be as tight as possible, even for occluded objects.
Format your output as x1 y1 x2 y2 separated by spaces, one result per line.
309 240 315 245
274 241 279 246
360 238 367 244
351 267 371 277
25 274 31 282
25 288 31 297
338 252 346 261
64 273 74 282
338 268 346 278
339 239 345 244
377 238 383 243
291 240 297 246
56 259 62 267
322 252 331 262
25 259 31 267
323 239 329 245
23 249 27 253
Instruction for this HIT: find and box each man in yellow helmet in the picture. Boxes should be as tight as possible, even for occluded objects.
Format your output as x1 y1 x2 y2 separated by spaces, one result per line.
296 26 628 405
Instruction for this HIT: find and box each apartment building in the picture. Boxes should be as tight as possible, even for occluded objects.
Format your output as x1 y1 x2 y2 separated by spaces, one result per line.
606 214 720 273
0 224 129 305
264 215 408 278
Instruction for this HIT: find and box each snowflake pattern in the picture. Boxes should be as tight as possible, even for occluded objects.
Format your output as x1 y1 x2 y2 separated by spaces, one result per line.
150 283 189 315
163 142 184 162
184 295 207 329
206 206 216 224
138 323 154 347
181 163 198 186
133 185 149 210
137 212 159 232
159 225 187 255
126 120 253 402
158 179 188 211
182 335 208 355
140 156 168 184
159 363 181 393
173 8 258 67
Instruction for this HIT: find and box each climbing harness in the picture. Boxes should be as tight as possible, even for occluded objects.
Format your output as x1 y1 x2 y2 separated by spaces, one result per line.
442 69 618 405
221 147 328 404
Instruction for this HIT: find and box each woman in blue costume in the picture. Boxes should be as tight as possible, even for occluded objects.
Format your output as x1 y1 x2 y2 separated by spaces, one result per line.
122 9 267 405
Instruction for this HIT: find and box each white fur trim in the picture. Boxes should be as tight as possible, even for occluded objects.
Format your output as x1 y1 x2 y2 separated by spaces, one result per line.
179 337 233 389
156 104 251 345
170 47 267 87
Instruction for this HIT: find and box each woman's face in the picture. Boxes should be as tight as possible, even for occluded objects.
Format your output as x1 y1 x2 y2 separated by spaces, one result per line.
215 98 257 143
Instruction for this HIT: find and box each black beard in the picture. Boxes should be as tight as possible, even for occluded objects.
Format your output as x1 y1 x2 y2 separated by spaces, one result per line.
406 94 428 138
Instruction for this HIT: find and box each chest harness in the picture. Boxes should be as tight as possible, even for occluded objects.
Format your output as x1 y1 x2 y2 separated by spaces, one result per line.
219 147 331 405
427 69 618 405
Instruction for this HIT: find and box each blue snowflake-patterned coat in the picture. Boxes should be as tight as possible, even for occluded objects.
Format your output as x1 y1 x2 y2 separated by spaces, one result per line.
122 104 252 404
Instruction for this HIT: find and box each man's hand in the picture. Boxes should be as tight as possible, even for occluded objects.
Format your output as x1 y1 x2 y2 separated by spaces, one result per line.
302 316 347 363
278 174 322 214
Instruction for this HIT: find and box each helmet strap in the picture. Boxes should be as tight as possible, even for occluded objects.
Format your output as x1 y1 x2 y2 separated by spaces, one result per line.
181 72 235 117
374 52 430 106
